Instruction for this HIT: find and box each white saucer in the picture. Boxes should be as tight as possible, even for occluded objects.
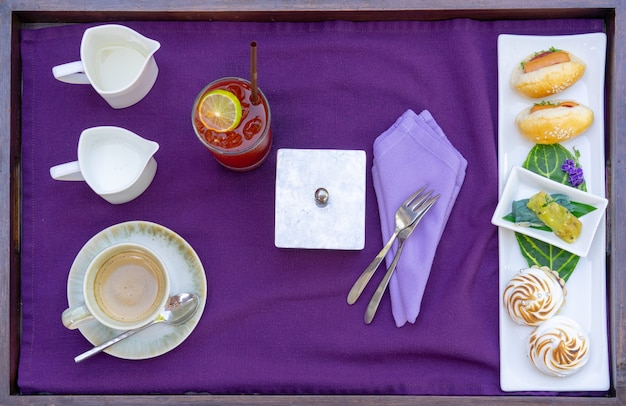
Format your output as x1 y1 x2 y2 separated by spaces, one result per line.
66 221 207 360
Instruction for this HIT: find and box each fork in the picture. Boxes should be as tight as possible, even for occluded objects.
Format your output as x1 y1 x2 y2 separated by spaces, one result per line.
364 194 439 324
347 187 434 305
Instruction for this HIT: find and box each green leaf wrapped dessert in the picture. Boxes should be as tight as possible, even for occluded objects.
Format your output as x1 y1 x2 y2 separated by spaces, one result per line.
526 190 582 243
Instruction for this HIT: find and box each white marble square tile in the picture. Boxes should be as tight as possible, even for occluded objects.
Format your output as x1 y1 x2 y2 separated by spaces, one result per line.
275 149 366 250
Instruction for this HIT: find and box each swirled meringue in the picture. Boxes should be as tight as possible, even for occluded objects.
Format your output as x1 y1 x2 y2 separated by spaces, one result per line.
503 265 566 326
528 315 590 377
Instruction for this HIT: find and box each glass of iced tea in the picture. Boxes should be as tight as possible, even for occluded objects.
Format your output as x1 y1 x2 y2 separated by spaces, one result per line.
192 77 272 171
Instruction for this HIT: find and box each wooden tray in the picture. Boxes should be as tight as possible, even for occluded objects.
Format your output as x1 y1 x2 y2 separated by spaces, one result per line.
2 1 625 404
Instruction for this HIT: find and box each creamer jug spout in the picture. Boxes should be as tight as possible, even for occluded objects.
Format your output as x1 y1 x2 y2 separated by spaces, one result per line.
137 136 160 168
138 32 161 59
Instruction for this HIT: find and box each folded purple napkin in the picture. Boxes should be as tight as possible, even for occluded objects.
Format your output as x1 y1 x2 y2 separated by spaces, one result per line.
372 109 467 327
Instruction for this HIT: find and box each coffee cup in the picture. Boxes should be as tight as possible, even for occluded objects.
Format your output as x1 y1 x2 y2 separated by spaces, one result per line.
62 243 170 331
52 24 160 109
49 126 159 204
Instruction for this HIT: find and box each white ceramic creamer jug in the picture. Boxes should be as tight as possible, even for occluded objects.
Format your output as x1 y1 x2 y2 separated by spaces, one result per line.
50 126 159 204
52 24 160 109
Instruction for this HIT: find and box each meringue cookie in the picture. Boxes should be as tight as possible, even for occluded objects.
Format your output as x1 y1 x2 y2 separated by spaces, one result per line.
528 315 590 377
503 265 566 326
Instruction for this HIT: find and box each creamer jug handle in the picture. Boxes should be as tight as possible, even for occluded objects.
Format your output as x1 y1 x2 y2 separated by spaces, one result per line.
52 61 91 85
50 161 85 181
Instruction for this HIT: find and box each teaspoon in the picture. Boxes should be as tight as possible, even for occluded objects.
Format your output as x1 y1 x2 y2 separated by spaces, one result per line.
74 292 200 363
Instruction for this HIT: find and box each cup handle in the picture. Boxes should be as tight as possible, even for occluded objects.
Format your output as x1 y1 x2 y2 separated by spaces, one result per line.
61 304 93 330
52 61 91 85
50 161 84 181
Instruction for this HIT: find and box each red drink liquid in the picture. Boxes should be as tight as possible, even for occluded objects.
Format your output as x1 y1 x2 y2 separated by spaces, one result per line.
192 77 272 171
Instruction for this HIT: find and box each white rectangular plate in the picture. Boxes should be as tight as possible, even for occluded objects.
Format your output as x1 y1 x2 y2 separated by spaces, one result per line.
497 33 609 392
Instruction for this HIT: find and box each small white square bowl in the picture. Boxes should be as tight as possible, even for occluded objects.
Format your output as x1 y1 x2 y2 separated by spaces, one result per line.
491 166 608 257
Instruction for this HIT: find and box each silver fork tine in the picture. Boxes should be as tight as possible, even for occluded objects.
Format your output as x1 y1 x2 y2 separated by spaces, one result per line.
408 190 433 211
347 186 429 305
364 193 439 324
404 186 427 206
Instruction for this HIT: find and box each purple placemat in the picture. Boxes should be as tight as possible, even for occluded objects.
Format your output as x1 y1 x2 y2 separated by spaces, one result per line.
19 18 604 395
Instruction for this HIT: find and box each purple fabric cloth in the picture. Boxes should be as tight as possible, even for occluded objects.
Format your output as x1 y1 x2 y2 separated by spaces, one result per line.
372 109 467 327
19 19 604 396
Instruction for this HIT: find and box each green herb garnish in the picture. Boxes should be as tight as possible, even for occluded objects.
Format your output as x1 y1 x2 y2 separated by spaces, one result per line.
533 100 557 108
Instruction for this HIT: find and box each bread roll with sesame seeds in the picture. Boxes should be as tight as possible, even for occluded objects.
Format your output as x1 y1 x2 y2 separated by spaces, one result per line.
511 48 586 98
515 100 593 144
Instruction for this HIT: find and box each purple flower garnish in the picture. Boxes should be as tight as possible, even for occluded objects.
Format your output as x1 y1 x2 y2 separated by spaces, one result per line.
561 158 584 187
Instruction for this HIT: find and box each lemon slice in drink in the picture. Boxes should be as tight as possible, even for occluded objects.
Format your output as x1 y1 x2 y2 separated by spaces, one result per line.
198 89 242 132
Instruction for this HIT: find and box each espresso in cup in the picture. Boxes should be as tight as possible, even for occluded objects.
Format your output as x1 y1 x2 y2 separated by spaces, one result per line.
62 243 170 331
93 249 167 324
